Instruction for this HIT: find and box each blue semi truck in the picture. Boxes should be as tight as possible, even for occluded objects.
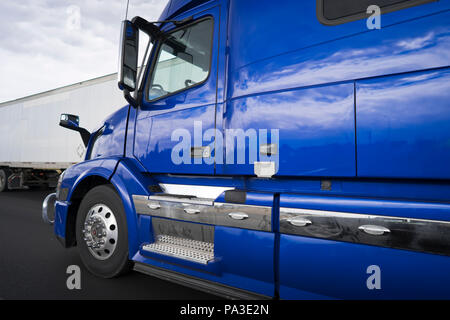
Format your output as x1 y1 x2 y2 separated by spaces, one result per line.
43 0 450 299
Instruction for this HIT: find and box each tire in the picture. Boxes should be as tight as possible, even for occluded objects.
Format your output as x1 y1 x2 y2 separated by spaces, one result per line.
76 185 132 278
0 168 10 192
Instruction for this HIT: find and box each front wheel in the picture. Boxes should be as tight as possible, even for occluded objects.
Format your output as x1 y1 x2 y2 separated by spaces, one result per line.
76 185 131 278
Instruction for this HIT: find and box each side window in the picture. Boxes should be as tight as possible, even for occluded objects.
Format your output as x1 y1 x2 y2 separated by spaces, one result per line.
147 18 213 101
317 0 434 25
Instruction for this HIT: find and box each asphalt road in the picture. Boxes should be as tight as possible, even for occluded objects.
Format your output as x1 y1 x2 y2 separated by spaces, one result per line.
0 189 217 300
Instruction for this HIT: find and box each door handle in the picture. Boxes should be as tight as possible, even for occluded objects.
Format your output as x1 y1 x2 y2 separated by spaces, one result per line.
184 207 201 215
287 217 312 227
147 202 160 210
358 225 390 236
228 212 249 220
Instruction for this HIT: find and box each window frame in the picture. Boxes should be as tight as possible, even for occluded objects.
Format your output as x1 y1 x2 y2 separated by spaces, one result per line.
143 16 215 103
316 0 436 26
86 126 105 160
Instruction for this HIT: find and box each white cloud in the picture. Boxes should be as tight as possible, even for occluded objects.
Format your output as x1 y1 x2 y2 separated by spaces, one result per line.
0 0 169 103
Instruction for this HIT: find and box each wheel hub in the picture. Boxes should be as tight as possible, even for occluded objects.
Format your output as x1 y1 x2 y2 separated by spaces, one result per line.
81 204 118 260
83 217 107 249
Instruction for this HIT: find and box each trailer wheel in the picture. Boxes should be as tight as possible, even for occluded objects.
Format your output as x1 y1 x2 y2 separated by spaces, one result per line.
0 168 11 192
76 185 131 278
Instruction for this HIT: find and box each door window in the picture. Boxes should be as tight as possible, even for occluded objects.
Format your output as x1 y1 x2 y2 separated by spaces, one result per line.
147 19 214 101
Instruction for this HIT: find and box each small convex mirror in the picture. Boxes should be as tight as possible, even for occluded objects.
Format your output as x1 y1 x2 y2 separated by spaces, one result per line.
118 20 139 92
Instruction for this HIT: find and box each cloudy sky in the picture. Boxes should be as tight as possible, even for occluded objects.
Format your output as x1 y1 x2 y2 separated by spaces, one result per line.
0 0 169 103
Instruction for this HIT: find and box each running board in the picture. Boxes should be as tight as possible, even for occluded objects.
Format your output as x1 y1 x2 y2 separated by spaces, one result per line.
142 235 214 265
133 262 272 300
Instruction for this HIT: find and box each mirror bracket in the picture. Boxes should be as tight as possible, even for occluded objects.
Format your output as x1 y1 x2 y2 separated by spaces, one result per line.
131 16 162 38
124 89 139 108
74 128 91 148
130 16 193 38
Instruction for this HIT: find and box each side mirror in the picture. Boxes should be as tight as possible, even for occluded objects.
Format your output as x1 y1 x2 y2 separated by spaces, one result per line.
118 20 139 93
59 114 91 147
59 114 80 129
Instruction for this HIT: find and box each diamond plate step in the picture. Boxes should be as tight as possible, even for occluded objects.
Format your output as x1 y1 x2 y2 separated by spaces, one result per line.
142 235 214 265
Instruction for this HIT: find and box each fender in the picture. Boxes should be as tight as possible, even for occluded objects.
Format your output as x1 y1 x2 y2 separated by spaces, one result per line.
64 158 120 201
60 157 157 258
109 157 160 258
54 158 120 245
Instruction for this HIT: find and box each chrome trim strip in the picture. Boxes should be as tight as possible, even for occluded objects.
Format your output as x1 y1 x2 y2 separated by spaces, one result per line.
280 207 443 223
132 195 272 232
132 195 148 202
150 195 214 206
280 207 450 256
214 202 272 231
148 200 215 225
132 195 150 216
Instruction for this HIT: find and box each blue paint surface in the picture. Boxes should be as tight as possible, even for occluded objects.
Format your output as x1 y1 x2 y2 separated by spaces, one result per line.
88 106 129 159
357 68 450 179
279 234 450 299
221 83 356 176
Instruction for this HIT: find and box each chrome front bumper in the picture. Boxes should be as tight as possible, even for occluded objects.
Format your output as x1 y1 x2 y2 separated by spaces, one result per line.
42 193 56 225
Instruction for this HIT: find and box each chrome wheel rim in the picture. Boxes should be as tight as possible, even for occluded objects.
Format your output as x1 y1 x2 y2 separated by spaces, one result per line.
82 204 118 260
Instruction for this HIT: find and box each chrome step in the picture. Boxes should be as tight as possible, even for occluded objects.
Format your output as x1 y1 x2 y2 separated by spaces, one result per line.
142 235 214 265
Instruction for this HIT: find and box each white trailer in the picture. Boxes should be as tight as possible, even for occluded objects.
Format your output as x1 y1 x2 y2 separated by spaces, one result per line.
0 73 126 191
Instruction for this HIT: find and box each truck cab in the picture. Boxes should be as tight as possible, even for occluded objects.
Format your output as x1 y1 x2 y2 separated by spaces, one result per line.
44 0 450 299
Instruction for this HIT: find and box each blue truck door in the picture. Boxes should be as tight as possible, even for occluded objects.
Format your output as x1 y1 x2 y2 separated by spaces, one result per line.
134 5 221 175
217 1 357 178
131 2 277 298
